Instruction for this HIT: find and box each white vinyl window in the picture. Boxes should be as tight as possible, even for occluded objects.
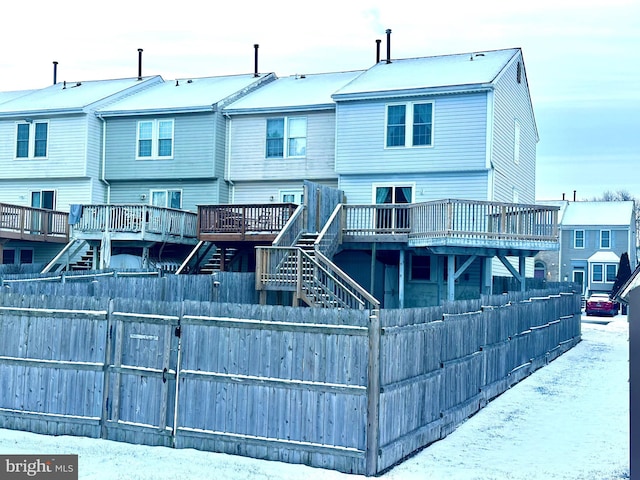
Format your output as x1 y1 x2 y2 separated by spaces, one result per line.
150 189 182 209
385 101 433 148
137 119 174 159
16 121 48 159
574 230 585 249
266 117 307 158
600 230 611 249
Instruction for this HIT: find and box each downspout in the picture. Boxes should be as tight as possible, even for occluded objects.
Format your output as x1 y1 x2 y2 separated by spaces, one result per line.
223 111 235 203
98 114 111 203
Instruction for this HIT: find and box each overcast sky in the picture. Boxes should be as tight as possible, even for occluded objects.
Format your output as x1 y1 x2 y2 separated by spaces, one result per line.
1 0 638 201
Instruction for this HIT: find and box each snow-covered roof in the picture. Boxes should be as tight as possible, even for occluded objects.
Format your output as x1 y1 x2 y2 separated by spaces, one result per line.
98 73 276 116
332 48 520 100
588 251 620 263
561 201 635 227
223 71 365 114
0 77 162 117
0 89 37 106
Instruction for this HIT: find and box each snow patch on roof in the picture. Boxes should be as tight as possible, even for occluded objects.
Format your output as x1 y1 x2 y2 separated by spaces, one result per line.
0 89 37 106
333 48 519 97
561 201 635 226
588 251 620 263
223 71 365 112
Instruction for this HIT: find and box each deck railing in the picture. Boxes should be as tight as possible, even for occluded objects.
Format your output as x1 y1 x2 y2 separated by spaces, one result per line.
342 200 558 244
75 204 198 240
198 204 297 237
0 203 69 241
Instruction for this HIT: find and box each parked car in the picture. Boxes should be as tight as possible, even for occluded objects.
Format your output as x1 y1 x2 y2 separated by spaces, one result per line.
585 293 619 316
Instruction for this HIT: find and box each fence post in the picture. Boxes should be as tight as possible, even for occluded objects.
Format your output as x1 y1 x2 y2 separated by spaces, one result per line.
100 299 114 439
366 309 381 476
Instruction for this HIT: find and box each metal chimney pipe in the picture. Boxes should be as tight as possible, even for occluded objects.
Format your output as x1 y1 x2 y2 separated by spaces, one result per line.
137 48 143 80
573 190 577 201
376 39 381 63
385 29 392 64
254 44 259 77
53 61 58 85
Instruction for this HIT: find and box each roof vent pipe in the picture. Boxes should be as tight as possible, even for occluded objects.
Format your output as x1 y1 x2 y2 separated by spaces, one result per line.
376 39 381 63
573 190 577 201
385 29 392 64
137 48 143 81
53 61 58 85
254 44 259 77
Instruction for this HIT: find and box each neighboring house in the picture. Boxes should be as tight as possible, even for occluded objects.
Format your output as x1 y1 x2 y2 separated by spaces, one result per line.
97 73 276 211
0 76 163 268
222 71 364 204
535 201 637 295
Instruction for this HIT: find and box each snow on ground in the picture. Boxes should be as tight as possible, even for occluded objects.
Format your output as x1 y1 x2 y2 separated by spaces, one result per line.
0 315 629 480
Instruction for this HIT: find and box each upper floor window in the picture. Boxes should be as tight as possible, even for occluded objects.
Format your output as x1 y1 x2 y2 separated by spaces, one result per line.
574 230 584 249
16 121 48 159
151 189 182 209
266 117 306 158
600 230 611 249
385 102 433 148
137 119 173 159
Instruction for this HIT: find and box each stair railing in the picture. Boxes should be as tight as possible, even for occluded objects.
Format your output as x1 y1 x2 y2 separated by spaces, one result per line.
272 204 305 247
314 203 343 258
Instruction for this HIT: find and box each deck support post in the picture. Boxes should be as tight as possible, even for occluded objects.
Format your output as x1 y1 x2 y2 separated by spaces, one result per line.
519 256 526 292
370 244 377 297
483 256 493 295
398 249 405 308
447 254 456 302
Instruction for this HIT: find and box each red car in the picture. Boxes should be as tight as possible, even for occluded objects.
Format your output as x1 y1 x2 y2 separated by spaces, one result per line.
585 293 619 317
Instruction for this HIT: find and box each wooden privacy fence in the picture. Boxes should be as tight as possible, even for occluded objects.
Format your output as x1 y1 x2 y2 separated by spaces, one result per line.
0 288 581 475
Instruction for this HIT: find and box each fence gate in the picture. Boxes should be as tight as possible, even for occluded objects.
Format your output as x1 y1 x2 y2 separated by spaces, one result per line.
102 310 180 447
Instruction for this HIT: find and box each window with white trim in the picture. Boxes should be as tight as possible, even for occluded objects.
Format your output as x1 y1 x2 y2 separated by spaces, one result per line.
265 117 307 158
1 248 33 265
606 264 617 282
600 230 610 249
385 101 433 148
16 121 48 158
592 264 603 282
151 190 182 209
137 119 174 159
574 230 584 249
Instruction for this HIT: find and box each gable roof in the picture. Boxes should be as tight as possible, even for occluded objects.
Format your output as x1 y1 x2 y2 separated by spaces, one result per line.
0 77 163 117
97 73 276 116
332 48 521 101
615 262 640 304
561 201 635 227
223 71 365 114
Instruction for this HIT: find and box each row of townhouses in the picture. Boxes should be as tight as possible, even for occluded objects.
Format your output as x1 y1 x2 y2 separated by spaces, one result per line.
0 46 568 308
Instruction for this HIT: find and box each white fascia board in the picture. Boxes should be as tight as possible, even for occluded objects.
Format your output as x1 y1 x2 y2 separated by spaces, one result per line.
98 106 216 117
223 104 335 115
332 84 494 102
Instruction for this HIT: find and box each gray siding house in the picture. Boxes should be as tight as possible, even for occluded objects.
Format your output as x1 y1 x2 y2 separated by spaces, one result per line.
536 201 637 296
222 71 364 204
0 76 163 269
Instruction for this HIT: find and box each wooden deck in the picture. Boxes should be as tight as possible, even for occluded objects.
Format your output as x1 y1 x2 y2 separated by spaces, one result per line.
341 199 559 251
72 204 198 244
0 203 69 243
197 204 298 243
